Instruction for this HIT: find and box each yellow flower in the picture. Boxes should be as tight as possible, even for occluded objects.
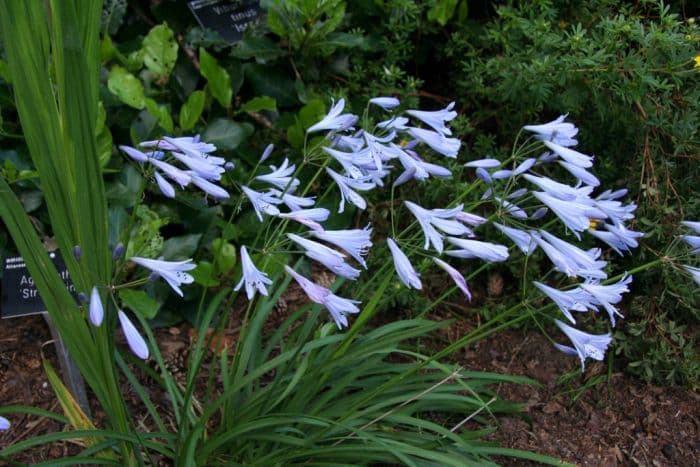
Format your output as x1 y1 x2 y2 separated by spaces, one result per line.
694 54 700 68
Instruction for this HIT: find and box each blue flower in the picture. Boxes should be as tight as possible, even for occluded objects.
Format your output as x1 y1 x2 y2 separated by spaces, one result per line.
234 246 272 300
533 282 596 324
464 158 501 168
532 191 603 237
433 257 471 300
242 186 283 221
0 415 10 431
558 161 600 187
683 265 700 286
89 286 104 326
513 158 537 175
130 257 196 297
278 208 330 231
580 275 632 327
445 238 509 262
312 227 373 268
493 223 537 255
188 172 230 199
326 168 375 213
148 158 192 188
534 230 607 280
543 141 593 168
377 116 409 130
369 96 400 109
287 234 361 280
118 310 149 360
260 143 274 163
406 102 457 136
523 174 594 201
523 115 579 147
588 223 643 255
407 127 461 158
387 238 422 289
119 145 149 162
405 201 472 253
170 151 225 181
682 220 700 233
681 235 700 254
255 158 300 191
154 171 175 198
307 98 358 134
284 266 360 329
554 319 611 372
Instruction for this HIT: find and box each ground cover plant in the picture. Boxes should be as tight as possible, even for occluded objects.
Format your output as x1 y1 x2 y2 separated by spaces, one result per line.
0 0 698 465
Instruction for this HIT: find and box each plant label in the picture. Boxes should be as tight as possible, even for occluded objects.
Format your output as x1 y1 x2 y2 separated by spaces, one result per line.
188 0 263 43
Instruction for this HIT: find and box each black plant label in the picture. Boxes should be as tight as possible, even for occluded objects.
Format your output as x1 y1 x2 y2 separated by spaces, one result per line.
188 0 263 43
1 251 75 318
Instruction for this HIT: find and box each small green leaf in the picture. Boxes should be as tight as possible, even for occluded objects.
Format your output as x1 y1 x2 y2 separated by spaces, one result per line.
145 98 174 133
199 47 232 108
212 238 237 274
179 90 206 131
142 23 178 78
286 120 304 149
107 65 146 109
191 261 219 287
203 118 252 150
119 289 161 319
161 234 202 260
240 96 277 113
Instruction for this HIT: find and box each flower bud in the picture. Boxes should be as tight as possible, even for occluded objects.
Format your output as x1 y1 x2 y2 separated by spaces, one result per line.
112 243 125 261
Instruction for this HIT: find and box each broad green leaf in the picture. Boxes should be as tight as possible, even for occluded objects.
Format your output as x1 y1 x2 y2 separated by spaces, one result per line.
119 289 161 319
191 261 220 287
212 238 236 274
161 233 202 260
244 64 298 107
142 23 178 78
179 90 206 131
240 96 277 113
107 65 146 109
231 35 286 62
427 0 459 26
299 99 327 129
203 118 252 150
286 120 304 149
145 98 174 133
199 47 232 108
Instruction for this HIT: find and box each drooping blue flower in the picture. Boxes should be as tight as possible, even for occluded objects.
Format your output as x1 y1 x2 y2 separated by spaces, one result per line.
464 158 501 168
119 145 149 162
513 158 537 176
681 235 700 254
445 238 509 262
148 158 192 188
554 319 612 372
536 230 607 280
312 227 373 268
146 135 217 157
241 186 283 221
493 223 537 255
407 127 461 158
523 115 579 147
406 102 457 136
494 197 528 219
369 96 400 109
287 234 361 280
0 416 10 431
387 238 422 289
491 169 513 180
307 98 358 134
543 141 593 168
523 174 594 201
255 158 300 191
533 282 596 324
593 192 637 226
533 191 604 237
118 310 149 360
154 171 175 198
326 168 375 213
683 265 700 286
170 151 225 181
284 266 360 329
455 211 487 226
188 172 230 199
323 146 365 179
580 275 632 327
394 145 452 184
507 188 528 199
89 286 104 326
279 208 330 231
588 223 643 255
682 220 700 233
234 246 272 300
558 161 600 187
130 257 196 297
377 116 409 130
405 201 472 253
433 257 471 300
475 167 493 183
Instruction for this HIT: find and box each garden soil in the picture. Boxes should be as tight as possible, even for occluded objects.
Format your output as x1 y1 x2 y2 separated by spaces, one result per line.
1 314 698 466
